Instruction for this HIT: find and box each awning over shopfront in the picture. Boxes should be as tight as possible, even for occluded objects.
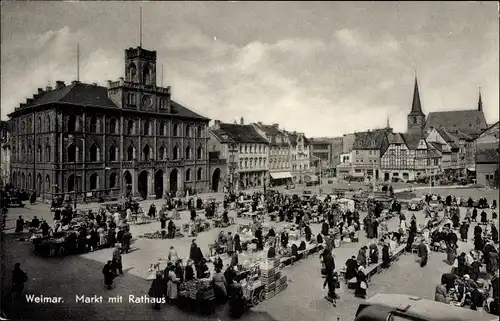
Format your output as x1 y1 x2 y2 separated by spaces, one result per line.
270 172 293 180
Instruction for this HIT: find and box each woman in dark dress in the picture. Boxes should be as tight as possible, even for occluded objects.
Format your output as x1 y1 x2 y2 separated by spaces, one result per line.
148 272 166 309
234 234 242 253
228 280 246 318
354 266 367 299
381 243 391 268
480 211 488 225
184 260 195 282
102 261 115 290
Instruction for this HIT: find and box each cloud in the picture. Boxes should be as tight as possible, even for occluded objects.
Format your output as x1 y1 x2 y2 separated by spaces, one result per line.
334 28 401 57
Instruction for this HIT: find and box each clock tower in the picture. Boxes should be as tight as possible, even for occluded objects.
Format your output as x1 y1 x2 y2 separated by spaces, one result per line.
107 46 171 112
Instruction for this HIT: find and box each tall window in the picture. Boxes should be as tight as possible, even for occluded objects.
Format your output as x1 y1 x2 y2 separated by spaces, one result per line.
37 117 42 133
67 144 76 162
185 125 191 137
173 146 179 160
185 169 191 181
67 174 75 192
144 121 151 136
89 116 98 133
127 146 135 161
197 126 203 138
127 120 135 135
45 145 51 162
197 146 203 159
109 118 118 134
109 172 117 189
68 115 77 133
89 143 100 162
89 173 99 190
109 145 118 161
185 146 191 160
46 115 51 132
37 145 42 162
143 145 151 161
197 168 202 181
159 121 165 136
159 146 167 160
173 124 179 136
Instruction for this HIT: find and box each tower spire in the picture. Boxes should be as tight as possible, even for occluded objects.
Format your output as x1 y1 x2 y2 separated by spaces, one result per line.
478 87 483 111
77 44 80 81
410 75 424 115
139 7 143 47
161 64 164 87
386 116 390 128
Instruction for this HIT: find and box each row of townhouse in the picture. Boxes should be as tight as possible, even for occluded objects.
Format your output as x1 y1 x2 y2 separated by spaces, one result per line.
208 118 312 192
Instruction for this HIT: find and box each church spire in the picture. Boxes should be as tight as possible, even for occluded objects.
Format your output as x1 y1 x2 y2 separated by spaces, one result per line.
478 87 483 111
410 75 424 115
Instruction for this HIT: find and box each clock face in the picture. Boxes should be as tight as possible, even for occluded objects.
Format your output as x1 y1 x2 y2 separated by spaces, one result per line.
142 95 153 108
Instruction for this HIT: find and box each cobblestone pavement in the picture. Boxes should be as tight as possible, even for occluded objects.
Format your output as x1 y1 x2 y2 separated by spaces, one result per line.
1 188 497 321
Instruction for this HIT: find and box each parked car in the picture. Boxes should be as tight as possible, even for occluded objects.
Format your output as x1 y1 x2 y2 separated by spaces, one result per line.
408 198 424 211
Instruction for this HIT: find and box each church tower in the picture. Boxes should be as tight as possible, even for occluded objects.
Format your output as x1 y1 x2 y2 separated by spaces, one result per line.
407 76 426 134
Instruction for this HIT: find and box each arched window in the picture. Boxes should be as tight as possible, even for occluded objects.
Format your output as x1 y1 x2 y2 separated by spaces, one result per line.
142 66 150 85
67 174 75 192
37 117 42 133
159 146 167 160
67 144 76 162
127 63 137 81
197 126 203 138
45 174 50 193
89 116 98 133
173 124 179 136
173 146 179 160
27 119 32 133
109 172 117 189
413 116 417 124
68 115 77 133
21 121 25 134
143 145 151 161
127 120 135 135
144 121 151 136
127 145 135 161
185 146 191 159
109 145 118 161
45 115 51 132
185 125 191 137
185 169 191 182
159 121 165 136
109 118 118 134
37 145 42 162
197 168 202 181
89 143 100 162
197 146 203 159
44 143 50 162
89 173 99 190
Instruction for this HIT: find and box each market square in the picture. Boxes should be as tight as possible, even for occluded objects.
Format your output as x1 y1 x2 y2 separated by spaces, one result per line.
1 2 499 321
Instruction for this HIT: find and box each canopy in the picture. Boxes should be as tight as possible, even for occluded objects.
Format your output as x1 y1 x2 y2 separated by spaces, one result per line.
270 172 292 179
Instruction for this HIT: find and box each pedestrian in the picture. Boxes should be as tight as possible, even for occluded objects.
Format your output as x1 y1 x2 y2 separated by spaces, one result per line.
148 272 165 309
102 261 115 290
112 244 123 275
12 263 28 297
15 215 24 233
418 239 429 267
354 266 367 299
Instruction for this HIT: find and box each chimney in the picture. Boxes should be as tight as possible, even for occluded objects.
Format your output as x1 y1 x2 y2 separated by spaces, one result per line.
214 120 221 129
20 103 26 108
257 122 262 126
37 88 44 95
71 80 80 85
55 81 65 89
272 123 279 129
107 80 112 87
92 82 98 87
26 98 33 104
240 117 244 125
45 86 52 91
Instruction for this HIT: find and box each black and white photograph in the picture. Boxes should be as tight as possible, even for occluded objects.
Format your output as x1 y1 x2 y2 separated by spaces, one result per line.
0 1 499 320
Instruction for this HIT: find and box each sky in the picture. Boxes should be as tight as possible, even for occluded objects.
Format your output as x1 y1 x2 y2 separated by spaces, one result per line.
1 1 498 137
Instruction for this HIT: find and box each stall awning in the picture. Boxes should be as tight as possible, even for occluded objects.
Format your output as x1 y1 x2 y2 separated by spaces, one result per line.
270 172 293 179
467 166 476 172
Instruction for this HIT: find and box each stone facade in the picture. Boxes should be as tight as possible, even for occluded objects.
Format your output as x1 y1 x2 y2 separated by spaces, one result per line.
8 46 210 201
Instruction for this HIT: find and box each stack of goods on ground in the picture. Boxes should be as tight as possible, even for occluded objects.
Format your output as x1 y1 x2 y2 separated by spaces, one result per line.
260 258 287 300
178 278 215 314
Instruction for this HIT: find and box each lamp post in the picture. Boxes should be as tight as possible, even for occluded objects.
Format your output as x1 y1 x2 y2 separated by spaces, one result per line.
104 166 110 200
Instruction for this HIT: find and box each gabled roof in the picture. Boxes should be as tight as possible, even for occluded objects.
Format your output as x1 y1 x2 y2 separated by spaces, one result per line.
253 123 289 146
218 123 268 144
352 129 388 150
401 132 426 150
210 129 236 143
475 148 499 164
478 121 499 137
424 109 488 136
387 132 405 145
9 82 209 120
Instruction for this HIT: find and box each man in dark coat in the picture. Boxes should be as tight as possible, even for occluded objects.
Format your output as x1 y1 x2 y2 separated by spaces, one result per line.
112 244 123 275
15 215 24 233
418 239 429 267
321 220 329 236
323 250 338 301
382 243 391 268
102 261 115 290
148 273 165 309
345 256 358 280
